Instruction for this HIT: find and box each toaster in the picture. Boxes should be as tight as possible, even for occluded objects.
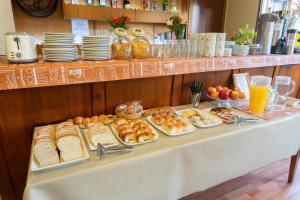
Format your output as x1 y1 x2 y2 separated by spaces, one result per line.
5 32 37 63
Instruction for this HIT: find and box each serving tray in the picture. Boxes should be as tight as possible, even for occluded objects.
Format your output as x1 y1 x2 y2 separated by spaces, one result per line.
81 126 119 151
176 108 223 128
147 116 195 136
110 121 159 146
30 125 89 172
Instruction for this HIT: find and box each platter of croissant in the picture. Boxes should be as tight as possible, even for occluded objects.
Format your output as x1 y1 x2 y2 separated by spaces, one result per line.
147 112 195 136
111 118 159 146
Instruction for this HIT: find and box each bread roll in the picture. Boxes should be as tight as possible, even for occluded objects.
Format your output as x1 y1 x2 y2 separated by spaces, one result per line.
73 116 83 125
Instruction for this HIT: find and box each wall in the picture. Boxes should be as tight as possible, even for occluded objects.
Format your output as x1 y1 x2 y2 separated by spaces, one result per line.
0 0 15 55
223 0 260 39
11 0 184 36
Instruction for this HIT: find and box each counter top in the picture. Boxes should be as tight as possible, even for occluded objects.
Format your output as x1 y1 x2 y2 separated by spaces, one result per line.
1 54 300 91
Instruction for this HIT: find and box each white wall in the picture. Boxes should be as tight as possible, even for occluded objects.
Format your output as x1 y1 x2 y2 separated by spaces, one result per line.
224 0 260 39
0 0 15 55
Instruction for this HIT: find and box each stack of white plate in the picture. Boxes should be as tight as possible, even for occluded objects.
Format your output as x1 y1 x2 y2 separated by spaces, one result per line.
82 36 111 60
43 33 78 62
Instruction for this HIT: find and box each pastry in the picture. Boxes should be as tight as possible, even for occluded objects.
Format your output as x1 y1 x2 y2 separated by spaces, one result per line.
144 106 175 116
151 113 192 134
90 116 99 123
98 114 114 125
114 118 129 127
73 116 83 125
113 117 155 144
82 118 91 127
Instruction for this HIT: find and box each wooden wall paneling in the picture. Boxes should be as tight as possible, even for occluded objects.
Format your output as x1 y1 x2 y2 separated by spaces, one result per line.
171 75 184 106
0 84 94 199
105 77 173 114
92 82 106 115
0 129 16 200
277 65 300 98
180 70 234 104
12 0 71 34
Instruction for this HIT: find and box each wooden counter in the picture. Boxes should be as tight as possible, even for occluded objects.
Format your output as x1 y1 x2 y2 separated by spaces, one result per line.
1 54 300 91
1 55 300 200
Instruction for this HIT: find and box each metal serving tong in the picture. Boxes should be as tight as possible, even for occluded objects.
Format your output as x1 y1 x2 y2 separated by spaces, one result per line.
232 116 259 125
97 144 134 158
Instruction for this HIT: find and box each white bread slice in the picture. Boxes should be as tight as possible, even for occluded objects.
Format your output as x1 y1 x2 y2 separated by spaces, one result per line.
56 135 83 162
34 141 60 167
88 125 115 146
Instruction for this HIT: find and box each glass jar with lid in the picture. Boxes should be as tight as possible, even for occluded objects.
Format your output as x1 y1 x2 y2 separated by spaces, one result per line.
131 28 151 59
111 28 132 59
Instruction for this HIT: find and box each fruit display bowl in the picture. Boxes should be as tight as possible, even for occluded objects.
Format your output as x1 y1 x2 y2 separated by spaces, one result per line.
206 92 247 107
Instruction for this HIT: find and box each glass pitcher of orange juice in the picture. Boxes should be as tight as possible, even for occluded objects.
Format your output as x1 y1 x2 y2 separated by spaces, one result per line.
249 76 272 114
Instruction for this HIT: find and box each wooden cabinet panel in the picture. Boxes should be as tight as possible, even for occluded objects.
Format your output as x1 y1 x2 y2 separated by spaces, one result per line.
277 65 300 98
105 77 173 114
0 84 95 199
180 70 234 104
0 133 16 200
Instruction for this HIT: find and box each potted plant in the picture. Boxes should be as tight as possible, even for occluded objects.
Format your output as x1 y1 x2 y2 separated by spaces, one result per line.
166 14 187 40
231 24 257 56
107 15 130 30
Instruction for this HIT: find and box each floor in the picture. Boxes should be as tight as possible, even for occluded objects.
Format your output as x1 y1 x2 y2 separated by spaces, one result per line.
181 159 300 200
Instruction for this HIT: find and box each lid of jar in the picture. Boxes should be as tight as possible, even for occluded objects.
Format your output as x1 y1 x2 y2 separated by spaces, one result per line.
114 28 128 37
132 28 144 37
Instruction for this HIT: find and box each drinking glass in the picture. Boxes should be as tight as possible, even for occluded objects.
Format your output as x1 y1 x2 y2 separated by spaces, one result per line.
249 76 272 114
190 39 198 58
273 76 296 108
191 92 201 108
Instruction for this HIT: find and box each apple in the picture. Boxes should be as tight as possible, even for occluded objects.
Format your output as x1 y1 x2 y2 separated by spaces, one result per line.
239 91 246 99
234 87 241 92
207 87 217 94
210 91 220 99
216 85 223 92
219 90 229 100
222 86 229 91
229 91 239 100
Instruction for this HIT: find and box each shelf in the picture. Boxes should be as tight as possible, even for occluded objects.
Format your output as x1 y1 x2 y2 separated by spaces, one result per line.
1 54 300 91
62 3 180 24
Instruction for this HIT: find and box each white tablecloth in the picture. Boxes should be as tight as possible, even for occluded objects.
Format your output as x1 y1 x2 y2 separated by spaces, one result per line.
23 104 300 200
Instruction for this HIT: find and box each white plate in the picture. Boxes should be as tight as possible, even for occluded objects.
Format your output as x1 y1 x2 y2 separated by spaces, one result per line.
81 127 119 151
44 48 76 51
176 109 223 128
44 57 78 62
45 43 76 47
30 125 89 172
110 122 159 146
146 116 195 136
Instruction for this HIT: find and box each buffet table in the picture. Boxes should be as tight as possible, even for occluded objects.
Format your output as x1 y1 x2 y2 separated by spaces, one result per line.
23 104 300 200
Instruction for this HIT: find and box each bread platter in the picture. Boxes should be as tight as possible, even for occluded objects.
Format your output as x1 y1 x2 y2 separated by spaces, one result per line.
81 124 119 151
111 118 159 146
176 108 223 128
146 114 195 136
30 125 89 172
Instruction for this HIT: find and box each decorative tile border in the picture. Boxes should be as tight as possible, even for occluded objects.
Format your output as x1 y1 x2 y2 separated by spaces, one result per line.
0 55 299 91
